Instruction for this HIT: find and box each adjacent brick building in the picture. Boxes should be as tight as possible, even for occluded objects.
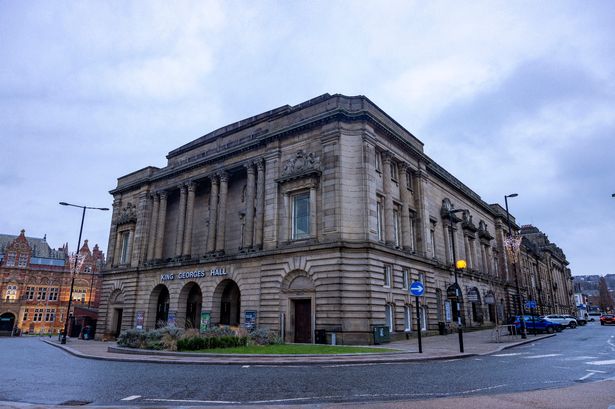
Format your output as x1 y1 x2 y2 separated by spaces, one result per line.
98 94 574 344
0 230 105 336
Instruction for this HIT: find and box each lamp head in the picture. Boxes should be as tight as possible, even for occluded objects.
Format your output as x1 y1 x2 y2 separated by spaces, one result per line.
456 260 467 270
59 202 69 206
506 193 519 198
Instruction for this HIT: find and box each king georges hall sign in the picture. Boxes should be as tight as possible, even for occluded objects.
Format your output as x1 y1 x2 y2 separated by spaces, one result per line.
160 267 227 282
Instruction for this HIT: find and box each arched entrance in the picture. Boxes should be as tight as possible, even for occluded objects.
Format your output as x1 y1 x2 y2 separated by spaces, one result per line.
107 290 124 337
213 280 240 326
179 282 202 330
149 284 170 328
0 312 16 336
281 272 316 344
468 287 483 324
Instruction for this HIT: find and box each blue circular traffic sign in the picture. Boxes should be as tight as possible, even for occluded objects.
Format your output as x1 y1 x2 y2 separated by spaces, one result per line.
410 281 425 296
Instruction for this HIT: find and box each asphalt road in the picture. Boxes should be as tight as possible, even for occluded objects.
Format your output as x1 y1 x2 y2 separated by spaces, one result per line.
0 321 613 406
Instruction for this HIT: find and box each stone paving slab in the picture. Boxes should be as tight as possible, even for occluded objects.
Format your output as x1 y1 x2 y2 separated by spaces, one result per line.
42 328 555 366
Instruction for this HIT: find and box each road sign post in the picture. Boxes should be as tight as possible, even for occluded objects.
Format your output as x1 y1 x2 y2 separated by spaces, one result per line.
410 281 425 353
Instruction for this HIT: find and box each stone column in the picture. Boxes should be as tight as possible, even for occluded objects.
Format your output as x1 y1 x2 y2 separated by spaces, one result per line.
216 172 228 252
131 191 149 267
154 191 167 260
398 163 412 251
244 163 256 248
182 182 195 256
310 185 317 238
416 163 431 257
175 184 187 257
146 193 159 261
382 152 395 246
207 176 219 253
105 198 121 268
255 159 265 248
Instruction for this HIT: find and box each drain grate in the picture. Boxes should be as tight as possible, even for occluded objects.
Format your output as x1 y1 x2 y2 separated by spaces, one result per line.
59 400 92 406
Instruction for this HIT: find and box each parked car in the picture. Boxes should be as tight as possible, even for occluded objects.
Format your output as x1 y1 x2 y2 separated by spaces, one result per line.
565 314 586 326
600 314 615 326
513 315 563 334
588 312 601 322
542 314 578 328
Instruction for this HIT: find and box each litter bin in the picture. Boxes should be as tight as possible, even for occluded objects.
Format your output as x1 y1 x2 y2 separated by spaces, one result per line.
315 329 327 344
438 322 447 335
372 326 390 345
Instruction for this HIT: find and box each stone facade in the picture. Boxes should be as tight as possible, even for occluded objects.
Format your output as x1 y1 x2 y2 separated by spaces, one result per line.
98 94 575 344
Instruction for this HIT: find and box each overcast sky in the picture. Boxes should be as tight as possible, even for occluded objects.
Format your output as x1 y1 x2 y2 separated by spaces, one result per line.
1 1 613 276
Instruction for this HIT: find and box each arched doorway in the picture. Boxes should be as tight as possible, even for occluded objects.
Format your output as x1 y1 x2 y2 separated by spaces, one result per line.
149 284 170 328
107 290 124 337
180 283 202 330
0 312 16 336
282 272 315 344
468 287 483 324
214 280 240 326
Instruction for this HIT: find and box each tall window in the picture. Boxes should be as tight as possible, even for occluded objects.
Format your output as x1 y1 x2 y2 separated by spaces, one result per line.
384 265 392 287
405 170 413 191
420 307 428 331
390 161 398 181
37 287 47 301
409 215 416 251
402 269 409 289
23 309 29 321
393 208 400 247
385 303 394 332
5 253 15 267
120 231 130 264
375 150 382 172
291 192 310 239
404 305 412 331
25 286 34 300
430 223 437 258
377 196 384 241
436 289 443 322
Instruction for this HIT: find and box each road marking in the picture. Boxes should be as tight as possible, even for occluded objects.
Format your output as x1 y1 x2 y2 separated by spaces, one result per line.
608 336 615 351
146 398 239 404
586 359 615 366
523 354 562 359
492 353 523 357
578 372 595 381
242 365 250 368
565 356 597 361
586 369 606 373
121 395 141 401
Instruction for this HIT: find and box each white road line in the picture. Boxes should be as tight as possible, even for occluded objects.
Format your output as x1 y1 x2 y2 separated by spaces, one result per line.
579 372 595 381
566 356 597 361
523 354 562 359
146 398 239 404
586 359 615 366
608 336 615 351
121 395 141 401
586 369 606 373
492 353 523 357
242 365 250 368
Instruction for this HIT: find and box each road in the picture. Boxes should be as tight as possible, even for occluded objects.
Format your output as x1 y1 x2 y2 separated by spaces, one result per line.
0 321 613 407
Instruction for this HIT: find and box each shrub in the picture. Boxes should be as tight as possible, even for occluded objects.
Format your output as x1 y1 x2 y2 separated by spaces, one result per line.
248 327 282 345
117 326 184 350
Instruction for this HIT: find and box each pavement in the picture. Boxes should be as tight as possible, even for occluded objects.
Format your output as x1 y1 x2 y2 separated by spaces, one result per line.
42 327 555 365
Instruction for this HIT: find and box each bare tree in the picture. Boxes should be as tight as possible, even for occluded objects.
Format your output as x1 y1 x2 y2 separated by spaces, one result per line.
597 277 614 312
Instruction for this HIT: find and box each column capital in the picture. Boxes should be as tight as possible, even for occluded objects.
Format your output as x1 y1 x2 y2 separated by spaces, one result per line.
398 161 409 172
255 158 265 172
382 150 393 164
158 190 168 200
218 171 229 183
186 181 196 192
245 162 256 174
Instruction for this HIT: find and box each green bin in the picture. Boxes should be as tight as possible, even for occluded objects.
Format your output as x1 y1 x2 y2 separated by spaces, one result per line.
373 326 390 344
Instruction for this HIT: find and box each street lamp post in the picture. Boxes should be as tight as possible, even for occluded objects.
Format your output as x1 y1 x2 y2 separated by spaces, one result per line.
447 208 466 353
504 193 526 339
59 202 108 344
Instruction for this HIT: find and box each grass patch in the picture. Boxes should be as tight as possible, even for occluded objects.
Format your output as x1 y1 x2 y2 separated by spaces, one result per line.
189 344 399 354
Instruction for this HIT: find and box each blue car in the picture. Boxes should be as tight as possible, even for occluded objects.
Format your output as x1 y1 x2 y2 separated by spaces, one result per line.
514 315 563 334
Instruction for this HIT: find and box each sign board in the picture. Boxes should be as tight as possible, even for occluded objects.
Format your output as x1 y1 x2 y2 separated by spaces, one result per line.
199 311 211 333
244 310 257 330
484 293 496 305
409 281 425 297
467 288 480 303
444 300 452 322
135 311 144 330
525 300 537 309
167 311 176 327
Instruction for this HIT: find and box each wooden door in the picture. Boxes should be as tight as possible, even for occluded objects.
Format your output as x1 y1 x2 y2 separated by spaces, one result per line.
294 299 311 343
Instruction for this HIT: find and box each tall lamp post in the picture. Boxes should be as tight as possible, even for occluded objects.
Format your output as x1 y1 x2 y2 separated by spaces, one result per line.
504 193 526 339
448 207 466 353
59 202 109 344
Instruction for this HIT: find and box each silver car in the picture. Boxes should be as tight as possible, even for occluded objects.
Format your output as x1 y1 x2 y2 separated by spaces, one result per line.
542 314 578 328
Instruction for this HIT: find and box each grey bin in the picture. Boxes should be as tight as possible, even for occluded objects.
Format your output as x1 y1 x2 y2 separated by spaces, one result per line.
372 326 390 344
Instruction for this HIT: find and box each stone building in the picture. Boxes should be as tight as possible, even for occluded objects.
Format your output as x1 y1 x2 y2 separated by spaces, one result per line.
0 230 105 336
98 94 574 344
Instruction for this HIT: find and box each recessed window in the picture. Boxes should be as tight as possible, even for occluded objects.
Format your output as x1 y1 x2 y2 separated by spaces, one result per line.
405 171 413 191
375 151 382 172
120 231 130 264
404 305 412 331
384 265 392 287
402 269 409 289
49 288 59 301
393 208 400 247
390 161 398 181
291 192 310 240
6 253 15 267
377 196 384 241
18 254 28 267
385 303 394 332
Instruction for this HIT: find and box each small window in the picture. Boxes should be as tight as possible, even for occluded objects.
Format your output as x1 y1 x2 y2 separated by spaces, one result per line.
402 269 409 289
291 192 310 239
5 253 16 267
49 288 59 301
23 309 29 321
18 254 28 267
405 171 413 191
420 306 428 331
384 265 392 287
375 150 382 172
